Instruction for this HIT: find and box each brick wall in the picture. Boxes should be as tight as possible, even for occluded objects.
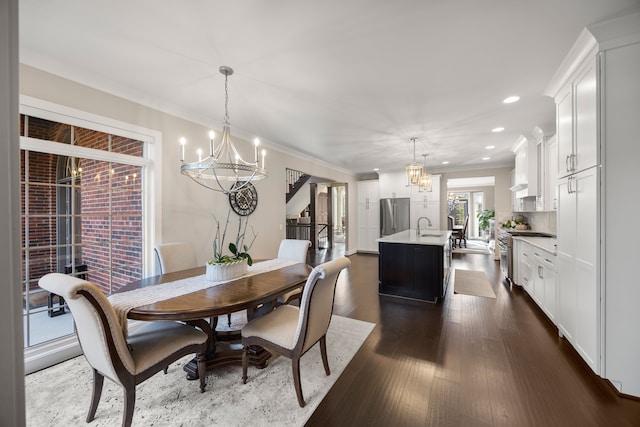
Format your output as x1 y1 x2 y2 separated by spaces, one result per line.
21 115 145 299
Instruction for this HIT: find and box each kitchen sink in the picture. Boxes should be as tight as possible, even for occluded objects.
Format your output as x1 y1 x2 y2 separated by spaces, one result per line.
420 233 443 237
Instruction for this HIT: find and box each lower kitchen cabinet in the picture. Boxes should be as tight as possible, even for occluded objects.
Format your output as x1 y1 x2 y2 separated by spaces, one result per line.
515 238 557 324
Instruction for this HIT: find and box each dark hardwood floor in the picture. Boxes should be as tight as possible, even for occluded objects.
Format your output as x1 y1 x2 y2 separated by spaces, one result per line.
305 251 640 426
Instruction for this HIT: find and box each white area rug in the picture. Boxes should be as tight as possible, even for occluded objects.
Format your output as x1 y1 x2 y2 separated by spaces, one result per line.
25 315 375 426
453 269 496 298
452 239 491 254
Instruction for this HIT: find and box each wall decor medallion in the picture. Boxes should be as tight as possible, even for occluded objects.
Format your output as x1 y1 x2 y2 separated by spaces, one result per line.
229 182 258 216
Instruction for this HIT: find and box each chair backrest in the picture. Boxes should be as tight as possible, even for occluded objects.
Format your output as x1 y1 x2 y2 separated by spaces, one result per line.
155 242 198 274
447 216 454 230
38 273 135 384
294 257 350 354
277 239 311 264
462 216 469 233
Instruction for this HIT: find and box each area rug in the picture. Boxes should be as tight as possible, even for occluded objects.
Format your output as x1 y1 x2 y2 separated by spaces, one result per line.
453 269 496 298
25 315 375 427
452 239 491 254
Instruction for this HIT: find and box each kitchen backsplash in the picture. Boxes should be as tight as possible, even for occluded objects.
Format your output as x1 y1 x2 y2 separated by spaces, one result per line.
496 210 557 235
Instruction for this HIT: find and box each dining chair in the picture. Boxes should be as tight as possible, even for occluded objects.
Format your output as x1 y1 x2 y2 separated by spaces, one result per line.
154 242 198 274
277 239 312 305
156 242 232 327
38 273 207 427
447 215 456 249
457 216 469 248
241 256 351 407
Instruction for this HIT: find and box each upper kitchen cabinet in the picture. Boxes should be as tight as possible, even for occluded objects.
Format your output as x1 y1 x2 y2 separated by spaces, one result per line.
510 134 536 197
555 57 598 179
510 127 554 211
379 171 411 199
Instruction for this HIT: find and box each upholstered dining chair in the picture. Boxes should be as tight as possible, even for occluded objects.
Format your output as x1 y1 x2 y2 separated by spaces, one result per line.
39 273 208 427
277 239 312 305
154 241 198 275
241 256 351 407
156 242 232 327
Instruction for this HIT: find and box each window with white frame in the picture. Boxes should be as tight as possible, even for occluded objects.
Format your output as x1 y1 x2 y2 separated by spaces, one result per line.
20 98 159 351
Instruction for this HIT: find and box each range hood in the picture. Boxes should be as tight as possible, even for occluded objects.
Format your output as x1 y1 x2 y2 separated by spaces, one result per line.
509 182 528 193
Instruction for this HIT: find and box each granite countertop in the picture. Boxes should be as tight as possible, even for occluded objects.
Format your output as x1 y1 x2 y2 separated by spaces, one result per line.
513 235 557 255
377 229 451 246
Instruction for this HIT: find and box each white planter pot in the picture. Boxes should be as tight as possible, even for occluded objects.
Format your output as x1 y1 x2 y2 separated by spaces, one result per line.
205 259 248 282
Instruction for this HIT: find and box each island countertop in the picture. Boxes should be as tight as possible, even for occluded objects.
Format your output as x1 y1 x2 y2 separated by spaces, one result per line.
377 229 451 246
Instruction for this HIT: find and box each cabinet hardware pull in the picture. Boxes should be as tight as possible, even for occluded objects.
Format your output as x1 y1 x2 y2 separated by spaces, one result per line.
566 155 571 173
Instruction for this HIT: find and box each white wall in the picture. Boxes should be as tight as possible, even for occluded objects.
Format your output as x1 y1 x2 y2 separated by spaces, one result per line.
19 65 357 265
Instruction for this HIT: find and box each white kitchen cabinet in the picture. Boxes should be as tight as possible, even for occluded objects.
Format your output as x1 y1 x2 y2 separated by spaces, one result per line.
378 172 411 199
556 57 598 179
546 135 559 210
409 175 440 230
533 247 557 323
357 180 380 253
410 200 440 231
510 134 537 198
557 167 599 373
516 240 533 293
545 11 640 395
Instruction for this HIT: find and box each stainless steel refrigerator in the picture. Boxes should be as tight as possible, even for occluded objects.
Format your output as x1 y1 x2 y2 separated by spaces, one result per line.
380 198 410 236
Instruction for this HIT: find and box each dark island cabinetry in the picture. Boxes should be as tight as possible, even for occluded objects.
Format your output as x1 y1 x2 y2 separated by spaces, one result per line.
378 241 450 302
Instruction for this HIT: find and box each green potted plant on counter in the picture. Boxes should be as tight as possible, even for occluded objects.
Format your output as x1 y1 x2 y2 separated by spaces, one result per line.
477 209 495 237
206 210 257 281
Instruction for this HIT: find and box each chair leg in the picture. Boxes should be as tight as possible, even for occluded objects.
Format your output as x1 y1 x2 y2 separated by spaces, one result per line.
292 357 305 407
242 345 249 384
227 313 232 327
319 335 331 376
86 369 104 423
122 386 136 427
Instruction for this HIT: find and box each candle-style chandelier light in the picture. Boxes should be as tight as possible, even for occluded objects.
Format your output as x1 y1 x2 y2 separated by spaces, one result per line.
405 137 423 187
179 66 267 194
418 154 432 192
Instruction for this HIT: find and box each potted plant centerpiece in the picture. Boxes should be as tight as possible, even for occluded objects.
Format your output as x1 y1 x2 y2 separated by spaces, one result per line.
206 210 257 282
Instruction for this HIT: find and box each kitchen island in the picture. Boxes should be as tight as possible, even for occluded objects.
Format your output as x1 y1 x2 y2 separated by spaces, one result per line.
377 229 452 302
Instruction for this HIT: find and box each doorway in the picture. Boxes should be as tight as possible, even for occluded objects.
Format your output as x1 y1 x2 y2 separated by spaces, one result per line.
284 168 347 260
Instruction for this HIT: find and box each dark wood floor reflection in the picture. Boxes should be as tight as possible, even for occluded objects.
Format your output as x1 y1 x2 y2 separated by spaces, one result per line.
305 252 640 426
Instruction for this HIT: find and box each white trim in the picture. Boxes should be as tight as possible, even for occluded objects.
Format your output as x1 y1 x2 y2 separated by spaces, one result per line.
20 97 162 368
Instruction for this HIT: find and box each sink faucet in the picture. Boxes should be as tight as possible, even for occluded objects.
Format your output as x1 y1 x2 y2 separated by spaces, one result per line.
417 216 432 235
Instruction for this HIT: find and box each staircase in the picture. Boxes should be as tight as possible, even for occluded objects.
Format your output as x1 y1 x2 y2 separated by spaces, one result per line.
286 168 310 203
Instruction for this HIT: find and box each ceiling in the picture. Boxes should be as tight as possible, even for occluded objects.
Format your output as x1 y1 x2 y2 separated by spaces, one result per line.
19 0 639 175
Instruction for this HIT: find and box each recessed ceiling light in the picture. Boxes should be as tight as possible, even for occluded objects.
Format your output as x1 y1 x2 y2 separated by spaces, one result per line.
373 168 379 171
482 157 490 160
491 127 504 133
503 96 520 104
442 161 449 165
485 145 495 150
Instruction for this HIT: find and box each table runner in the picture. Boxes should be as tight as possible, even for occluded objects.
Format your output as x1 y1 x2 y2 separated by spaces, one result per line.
108 259 299 337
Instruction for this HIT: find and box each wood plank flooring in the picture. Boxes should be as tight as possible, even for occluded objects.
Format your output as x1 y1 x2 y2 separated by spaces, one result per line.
304 252 640 426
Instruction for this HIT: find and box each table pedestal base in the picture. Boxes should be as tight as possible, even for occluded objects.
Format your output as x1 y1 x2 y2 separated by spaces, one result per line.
184 345 270 380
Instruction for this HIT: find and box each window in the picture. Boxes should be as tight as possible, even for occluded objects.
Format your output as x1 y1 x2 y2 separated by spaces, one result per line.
20 97 160 361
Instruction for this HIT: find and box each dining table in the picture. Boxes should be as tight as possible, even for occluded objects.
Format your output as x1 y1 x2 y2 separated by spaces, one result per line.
110 259 313 380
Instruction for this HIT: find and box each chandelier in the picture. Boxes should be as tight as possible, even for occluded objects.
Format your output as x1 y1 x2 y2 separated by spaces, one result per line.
180 66 267 194
418 154 432 192
405 137 424 187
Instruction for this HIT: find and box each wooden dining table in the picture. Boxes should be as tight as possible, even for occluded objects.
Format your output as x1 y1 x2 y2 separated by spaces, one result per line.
114 261 313 380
